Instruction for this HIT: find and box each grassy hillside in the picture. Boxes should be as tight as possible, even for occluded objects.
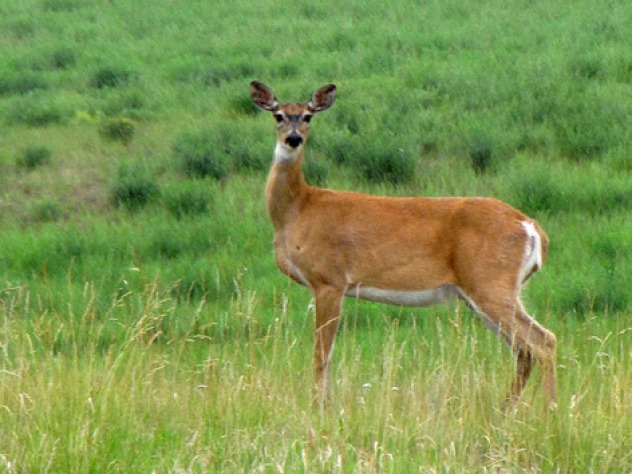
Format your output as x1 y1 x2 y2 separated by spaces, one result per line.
0 0 631 471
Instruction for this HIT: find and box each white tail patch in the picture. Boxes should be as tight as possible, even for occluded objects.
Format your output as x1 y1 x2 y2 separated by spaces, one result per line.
519 221 542 285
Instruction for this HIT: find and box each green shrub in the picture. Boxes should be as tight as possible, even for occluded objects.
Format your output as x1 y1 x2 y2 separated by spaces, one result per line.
352 141 416 185
316 132 416 185
172 129 230 180
591 282 630 314
50 48 76 69
34 201 64 222
460 117 517 174
511 172 563 215
172 122 271 177
90 67 131 89
99 118 135 145
588 187 632 214
467 136 496 175
149 233 183 260
112 163 159 210
304 159 328 186
231 148 269 172
231 95 259 116
552 86 628 160
509 160 632 216
556 270 631 315
227 127 270 173
98 89 149 118
9 19 35 39
162 181 213 219
0 72 47 96
556 113 610 159
209 120 270 173
17 145 53 170
5 93 67 126
311 129 356 166
604 147 632 173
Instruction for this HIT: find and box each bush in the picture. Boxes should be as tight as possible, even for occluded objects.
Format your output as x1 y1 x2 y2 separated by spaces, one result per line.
9 19 35 39
162 181 213 219
231 95 259 116
468 136 496 175
149 233 183 260
90 67 131 89
231 148 269 172
99 118 135 145
34 200 64 222
458 116 520 174
172 129 230 180
112 163 159 210
551 86 628 160
318 132 416 185
310 128 356 166
50 48 76 69
0 72 47 96
99 90 148 118
352 140 416 185
304 159 328 186
215 121 271 173
556 113 611 159
5 93 67 126
228 130 270 172
17 145 52 170
173 120 271 176
513 172 567 214
556 270 631 315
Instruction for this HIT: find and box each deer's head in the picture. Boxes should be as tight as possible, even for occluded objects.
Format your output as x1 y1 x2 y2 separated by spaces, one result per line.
251 81 337 153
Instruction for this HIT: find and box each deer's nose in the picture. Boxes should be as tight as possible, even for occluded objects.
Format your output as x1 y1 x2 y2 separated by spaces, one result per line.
286 134 303 148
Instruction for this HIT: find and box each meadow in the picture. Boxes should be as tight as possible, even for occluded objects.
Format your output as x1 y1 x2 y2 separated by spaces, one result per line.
0 0 631 471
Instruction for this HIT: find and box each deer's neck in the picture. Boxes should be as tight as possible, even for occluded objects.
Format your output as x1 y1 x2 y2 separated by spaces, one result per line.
266 143 309 230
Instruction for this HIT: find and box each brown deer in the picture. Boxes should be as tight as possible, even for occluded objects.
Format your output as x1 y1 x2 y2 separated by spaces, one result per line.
250 81 557 409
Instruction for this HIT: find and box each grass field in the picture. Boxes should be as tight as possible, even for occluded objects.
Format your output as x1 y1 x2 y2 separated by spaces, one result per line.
0 0 631 471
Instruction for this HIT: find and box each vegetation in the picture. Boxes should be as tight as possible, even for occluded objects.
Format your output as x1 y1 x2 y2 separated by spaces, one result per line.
111 162 160 210
99 117 136 145
16 145 52 170
0 0 630 471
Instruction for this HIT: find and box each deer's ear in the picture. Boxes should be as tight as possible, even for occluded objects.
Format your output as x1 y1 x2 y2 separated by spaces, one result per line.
308 84 336 113
251 81 279 111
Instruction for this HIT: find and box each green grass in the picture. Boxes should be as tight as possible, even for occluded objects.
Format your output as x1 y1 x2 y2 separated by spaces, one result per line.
0 0 631 471
1 286 630 471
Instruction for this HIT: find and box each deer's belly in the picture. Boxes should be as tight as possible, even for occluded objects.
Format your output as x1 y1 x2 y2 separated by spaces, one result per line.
344 284 459 307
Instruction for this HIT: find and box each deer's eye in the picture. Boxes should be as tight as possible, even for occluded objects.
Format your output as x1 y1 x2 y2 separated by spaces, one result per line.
274 114 284 123
303 114 313 123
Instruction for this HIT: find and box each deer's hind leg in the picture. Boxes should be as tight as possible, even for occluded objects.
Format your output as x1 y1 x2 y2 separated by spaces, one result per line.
504 299 557 408
461 289 557 408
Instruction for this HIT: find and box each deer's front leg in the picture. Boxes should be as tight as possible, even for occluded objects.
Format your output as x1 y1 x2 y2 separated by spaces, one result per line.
313 286 343 407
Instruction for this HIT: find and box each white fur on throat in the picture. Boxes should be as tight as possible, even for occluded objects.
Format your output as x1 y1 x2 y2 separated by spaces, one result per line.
274 142 301 164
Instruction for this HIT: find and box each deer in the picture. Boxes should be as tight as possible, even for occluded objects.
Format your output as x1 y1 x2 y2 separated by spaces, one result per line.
250 81 557 410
